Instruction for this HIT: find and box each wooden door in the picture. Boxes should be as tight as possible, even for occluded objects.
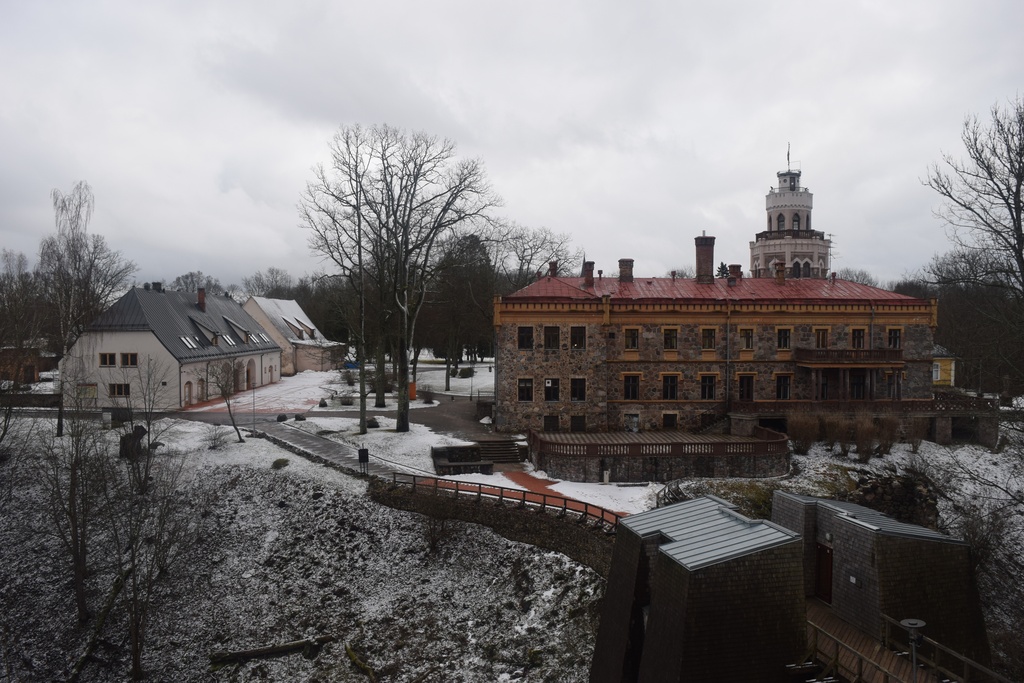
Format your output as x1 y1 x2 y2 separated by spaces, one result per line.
816 543 833 604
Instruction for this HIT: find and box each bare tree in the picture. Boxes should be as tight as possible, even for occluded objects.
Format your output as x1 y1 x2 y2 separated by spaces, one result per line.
488 222 581 294
664 265 696 279
242 267 294 298
38 181 137 357
836 267 879 287
0 250 43 459
39 181 136 436
170 270 224 294
35 405 106 623
208 360 246 443
99 445 194 680
302 124 500 432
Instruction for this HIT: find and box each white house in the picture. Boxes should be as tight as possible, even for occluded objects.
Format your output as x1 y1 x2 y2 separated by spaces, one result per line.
61 283 282 411
242 296 344 376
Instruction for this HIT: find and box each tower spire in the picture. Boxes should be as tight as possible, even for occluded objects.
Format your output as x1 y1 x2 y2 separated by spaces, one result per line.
787 143 790 171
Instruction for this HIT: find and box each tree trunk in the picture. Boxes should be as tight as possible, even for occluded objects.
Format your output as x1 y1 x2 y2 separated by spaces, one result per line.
223 397 244 443
373 347 387 408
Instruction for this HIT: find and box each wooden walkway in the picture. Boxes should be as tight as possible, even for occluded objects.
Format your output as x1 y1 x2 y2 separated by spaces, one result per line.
806 600 939 683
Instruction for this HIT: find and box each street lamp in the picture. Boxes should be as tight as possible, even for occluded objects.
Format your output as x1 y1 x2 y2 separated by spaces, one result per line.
900 618 926 683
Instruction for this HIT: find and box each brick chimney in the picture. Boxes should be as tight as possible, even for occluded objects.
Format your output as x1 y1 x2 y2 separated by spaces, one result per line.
695 235 715 284
583 261 595 288
728 264 743 279
774 262 786 285
618 259 634 283
548 260 558 277
198 287 206 312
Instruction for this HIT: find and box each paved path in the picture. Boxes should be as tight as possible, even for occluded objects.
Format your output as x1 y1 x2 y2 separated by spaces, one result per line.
258 422 401 478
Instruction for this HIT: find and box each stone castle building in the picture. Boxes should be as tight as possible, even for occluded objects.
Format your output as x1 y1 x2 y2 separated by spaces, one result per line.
492 167 937 436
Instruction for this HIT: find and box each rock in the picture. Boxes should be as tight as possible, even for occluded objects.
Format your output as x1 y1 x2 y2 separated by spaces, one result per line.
277 414 287 422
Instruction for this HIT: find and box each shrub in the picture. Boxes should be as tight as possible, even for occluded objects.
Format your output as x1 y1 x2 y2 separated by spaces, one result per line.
907 417 929 454
853 415 876 462
343 370 355 386
271 458 290 470
457 367 475 379
205 423 228 450
419 385 435 404
786 413 819 455
821 415 842 451
876 415 900 455
339 395 354 406
836 417 853 457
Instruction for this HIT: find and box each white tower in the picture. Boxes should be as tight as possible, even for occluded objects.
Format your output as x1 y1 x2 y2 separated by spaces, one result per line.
749 158 831 278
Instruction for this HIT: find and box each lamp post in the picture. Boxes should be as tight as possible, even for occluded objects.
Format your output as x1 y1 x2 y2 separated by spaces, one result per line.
900 618 926 683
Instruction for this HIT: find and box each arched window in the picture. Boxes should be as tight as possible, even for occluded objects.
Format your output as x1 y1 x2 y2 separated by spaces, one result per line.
777 214 785 231
803 262 811 278
792 261 801 278
792 214 801 231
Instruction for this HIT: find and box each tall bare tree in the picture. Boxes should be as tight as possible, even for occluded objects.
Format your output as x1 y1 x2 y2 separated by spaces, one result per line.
0 250 43 456
242 267 294 298
302 124 499 432
208 360 246 443
488 222 581 294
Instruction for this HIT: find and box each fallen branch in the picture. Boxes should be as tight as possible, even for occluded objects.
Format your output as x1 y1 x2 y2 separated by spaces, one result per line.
345 643 377 683
209 636 335 668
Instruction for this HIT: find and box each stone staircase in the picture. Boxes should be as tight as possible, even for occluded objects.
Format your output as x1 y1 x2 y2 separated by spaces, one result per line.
476 439 523 464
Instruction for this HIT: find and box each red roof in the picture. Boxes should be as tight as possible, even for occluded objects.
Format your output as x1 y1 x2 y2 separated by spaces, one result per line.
505 276 924 304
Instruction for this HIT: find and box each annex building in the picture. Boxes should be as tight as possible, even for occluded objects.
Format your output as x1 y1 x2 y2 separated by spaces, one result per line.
493 166 938 439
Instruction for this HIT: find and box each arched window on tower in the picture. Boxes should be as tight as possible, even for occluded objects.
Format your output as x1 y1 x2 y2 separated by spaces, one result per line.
777 214 785 231
803 262 811 278
792 261 801 278
792 214 801 231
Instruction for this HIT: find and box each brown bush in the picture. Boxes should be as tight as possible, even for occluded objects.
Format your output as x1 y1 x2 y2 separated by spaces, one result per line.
786 413 819 455
907 417 929 454
853 415 876 462
876 415 900 456
821 415 843 451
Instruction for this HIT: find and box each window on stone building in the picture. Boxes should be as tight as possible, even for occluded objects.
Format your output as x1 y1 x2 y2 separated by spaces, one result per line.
701 328 716 350
570 415 586 432
777 328 791 350
120 353 138 367
517 378 533 402
851 328 865 349
793 214 801 231
777 213 785 231
543 415 560 432
700 375 716 400
663 413 678 429
740 328 754 350
543 326 560 350
544 378 559 402
570 326 586 350
570 378 586 402
99 353 116 367
662 375 678 400
814 328 829 349
624 328 639 350
887 328 902 349
776 375 791 400
802 262 811 278
623 375 640 400
738 375 754 401
517 327 534 350
663 328 678 350
109 383 131 398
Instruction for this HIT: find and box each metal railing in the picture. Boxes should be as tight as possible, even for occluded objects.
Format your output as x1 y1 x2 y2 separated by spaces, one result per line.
881 614 1012 683
794 348 904 364
528 428 789 460
388 473 622 527
808 620 908 682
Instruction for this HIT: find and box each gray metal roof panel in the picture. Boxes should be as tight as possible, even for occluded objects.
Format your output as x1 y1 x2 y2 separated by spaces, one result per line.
622 497 800 570
89 288 282 362
776 491 964 545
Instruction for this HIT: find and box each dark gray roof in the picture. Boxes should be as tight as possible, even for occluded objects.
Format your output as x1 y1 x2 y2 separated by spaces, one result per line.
622 496 800 570
88 288 282 362
778 492 965 545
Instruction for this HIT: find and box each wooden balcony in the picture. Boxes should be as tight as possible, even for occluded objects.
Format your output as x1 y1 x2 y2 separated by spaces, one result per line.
794 348 903 366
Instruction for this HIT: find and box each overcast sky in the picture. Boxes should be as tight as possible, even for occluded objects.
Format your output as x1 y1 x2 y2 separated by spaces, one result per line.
2 1 1022 289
